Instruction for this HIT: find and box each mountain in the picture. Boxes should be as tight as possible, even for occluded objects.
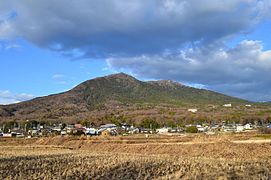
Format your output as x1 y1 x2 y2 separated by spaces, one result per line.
0 73 249 122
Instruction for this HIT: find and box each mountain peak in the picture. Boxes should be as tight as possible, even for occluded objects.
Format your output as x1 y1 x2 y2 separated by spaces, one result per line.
106 72 132 78
104 72 138 82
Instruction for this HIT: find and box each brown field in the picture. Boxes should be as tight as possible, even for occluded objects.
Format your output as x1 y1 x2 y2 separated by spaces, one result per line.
1 134 271 179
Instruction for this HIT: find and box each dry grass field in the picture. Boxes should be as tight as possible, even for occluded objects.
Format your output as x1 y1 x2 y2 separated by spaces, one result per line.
1 134 271 179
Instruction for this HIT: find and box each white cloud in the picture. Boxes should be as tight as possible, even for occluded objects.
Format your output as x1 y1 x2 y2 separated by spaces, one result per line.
0 10 17 39
52 74 69 85
107 40 271 101
0 41 21 52
52 74 65 79
4 43 20 50
0 90 34 105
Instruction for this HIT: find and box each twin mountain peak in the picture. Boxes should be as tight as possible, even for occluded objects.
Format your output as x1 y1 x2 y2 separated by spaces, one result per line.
0 73 248 119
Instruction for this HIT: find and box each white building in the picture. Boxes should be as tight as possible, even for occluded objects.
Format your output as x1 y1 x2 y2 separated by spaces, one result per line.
188 109 198 113
156 127 170 134
222 124 235 132
60 130 67 136
245 104 252 107
2 133 12 137
100 124 117 129
196 125 207 132
86 128 97 135
244 123 253 130
223 104 232 107
236 125 244 132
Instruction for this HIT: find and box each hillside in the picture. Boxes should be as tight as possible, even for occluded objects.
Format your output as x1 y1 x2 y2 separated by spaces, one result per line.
0 73 249 123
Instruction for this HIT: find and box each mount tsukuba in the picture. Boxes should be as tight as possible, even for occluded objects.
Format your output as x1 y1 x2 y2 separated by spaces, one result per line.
0 73 249 123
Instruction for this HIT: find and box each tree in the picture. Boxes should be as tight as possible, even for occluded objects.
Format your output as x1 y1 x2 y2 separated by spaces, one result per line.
80 120 90 127
140 118 160 129
30 120 39 129
186 126 198 133
266 117 271 124
61 123 67 130
3 122 14 133
167 120 177 128
3 124 9 133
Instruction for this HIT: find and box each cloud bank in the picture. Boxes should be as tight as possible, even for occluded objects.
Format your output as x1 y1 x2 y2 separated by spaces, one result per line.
1 0 269 56
0 90 34 105
108 40 271 101
1 0 271 101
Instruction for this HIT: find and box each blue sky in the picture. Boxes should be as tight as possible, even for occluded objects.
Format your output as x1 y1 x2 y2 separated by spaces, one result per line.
0 39 115 104
0 39 112 95
1 0 271 104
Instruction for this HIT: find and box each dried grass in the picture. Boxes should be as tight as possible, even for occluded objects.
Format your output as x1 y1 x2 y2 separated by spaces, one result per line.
1 135 271 179
0 148 270 179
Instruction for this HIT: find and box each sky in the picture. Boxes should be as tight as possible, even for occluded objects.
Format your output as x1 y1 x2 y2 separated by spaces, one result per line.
1 0 271 104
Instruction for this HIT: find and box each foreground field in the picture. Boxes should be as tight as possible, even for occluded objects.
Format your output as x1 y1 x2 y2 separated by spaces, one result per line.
1 134 271 179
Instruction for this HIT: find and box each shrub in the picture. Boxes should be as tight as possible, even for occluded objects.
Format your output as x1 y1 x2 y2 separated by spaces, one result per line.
186 126 198 133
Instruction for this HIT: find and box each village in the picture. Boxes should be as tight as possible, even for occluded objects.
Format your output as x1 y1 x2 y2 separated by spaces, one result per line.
1 103 271 138
1 118 271 138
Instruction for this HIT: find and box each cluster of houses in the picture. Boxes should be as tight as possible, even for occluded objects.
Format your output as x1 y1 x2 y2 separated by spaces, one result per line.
1 120 271 138
0 122 141 138
156 122 271 135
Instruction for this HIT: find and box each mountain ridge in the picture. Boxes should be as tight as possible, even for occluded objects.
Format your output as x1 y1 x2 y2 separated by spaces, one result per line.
0 73 250 122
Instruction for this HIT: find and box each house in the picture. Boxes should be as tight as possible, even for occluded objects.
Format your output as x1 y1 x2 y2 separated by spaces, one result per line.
188 109 198 113
75 127 86 134
65 124 75 134
74 124 83 129
100 124 117 129
28 129 39 136
223 104 232 107
121 123 132 131
196 125 207 132
156 127 170 134
245 104 252 107
169 128 180 133
139 128 153 134
86 128 97 136
2 133 12 137
244 123 253 130
97 124 118 135
40 128 52 136
236 125 244 132
67 124 75 129
52 126 61 132
11 129 25 137
222 124 235 132
210 124 220 131
60 130 67 136
128 127 139 134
